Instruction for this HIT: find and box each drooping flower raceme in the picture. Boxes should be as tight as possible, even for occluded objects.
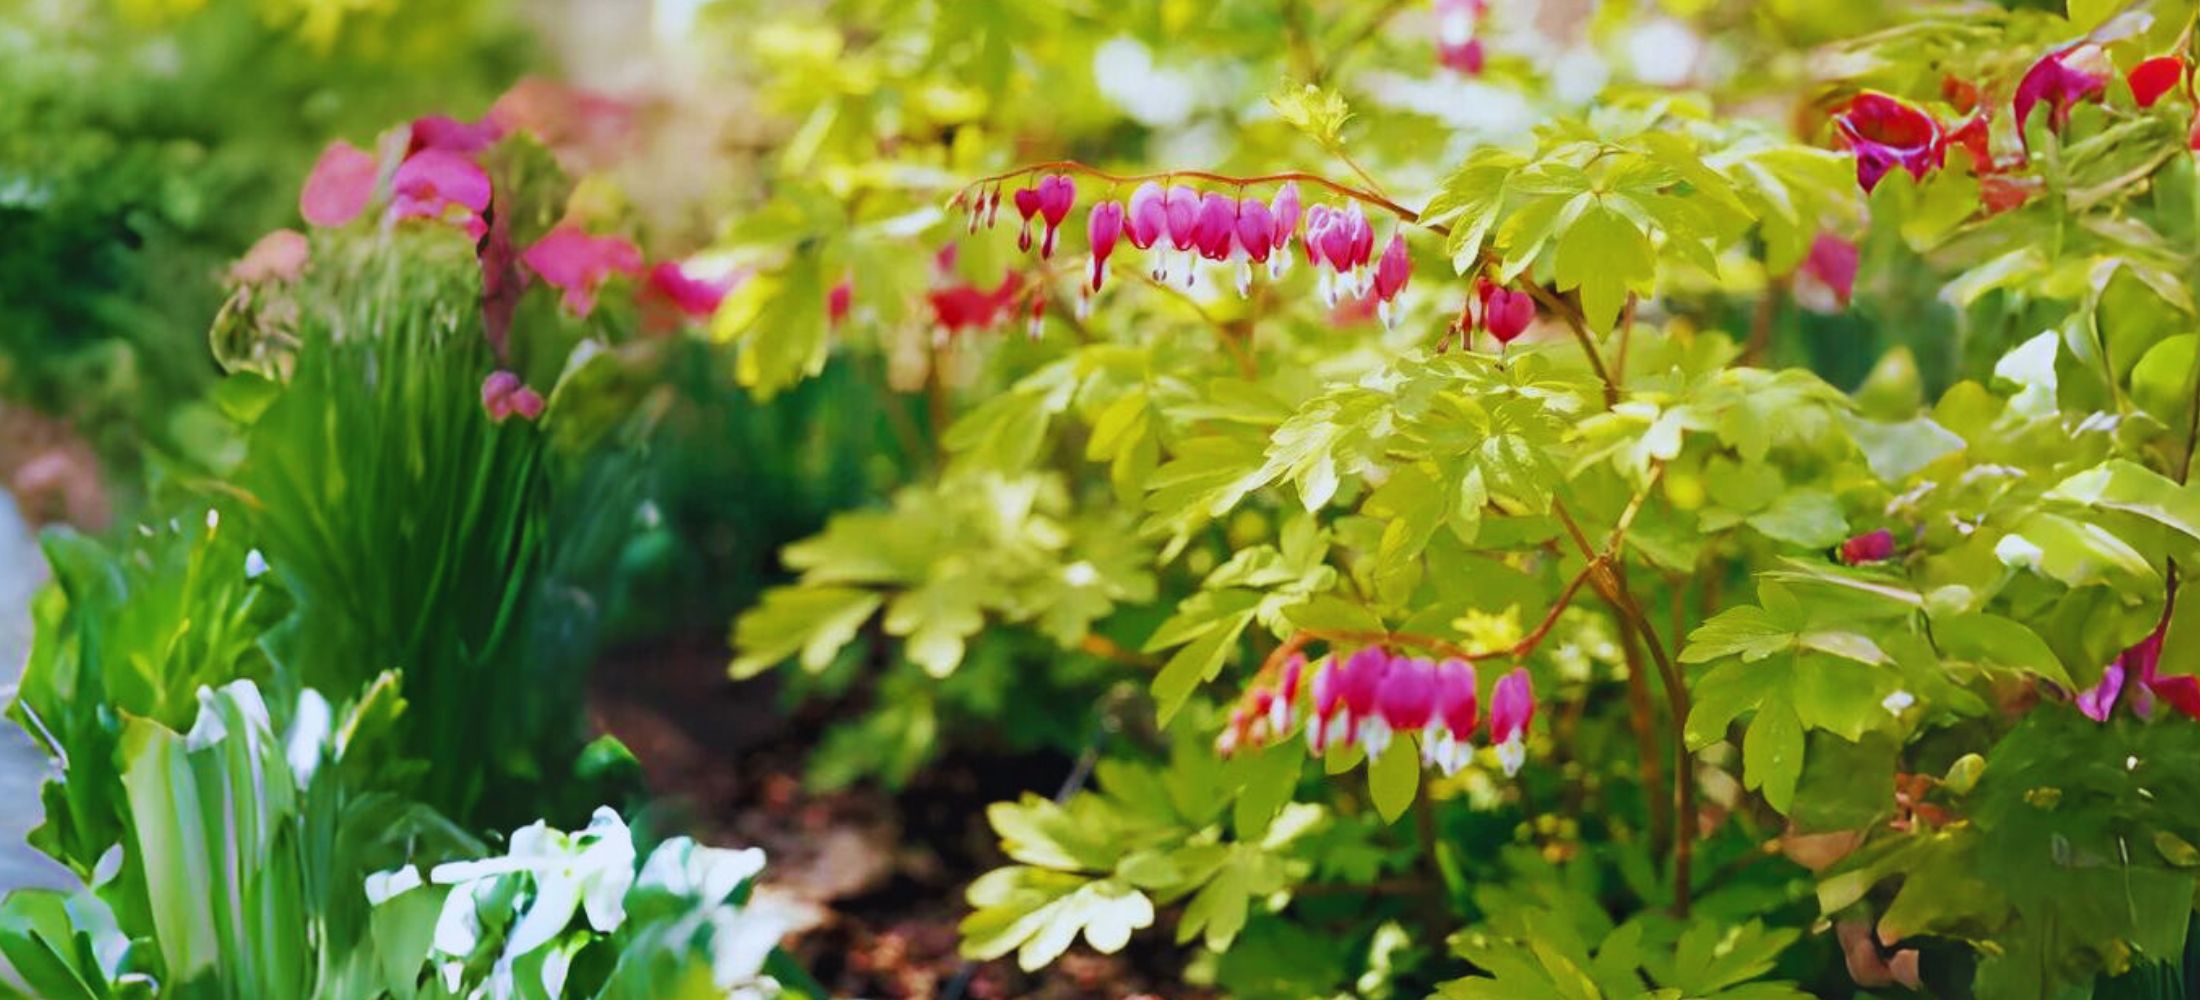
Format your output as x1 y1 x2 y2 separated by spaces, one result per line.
1218 644 1531 781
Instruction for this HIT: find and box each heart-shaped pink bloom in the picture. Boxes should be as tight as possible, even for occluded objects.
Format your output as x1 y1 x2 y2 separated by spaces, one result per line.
1797 233 1860 312
1013 187 1042 252
1376 656 1437 732
1087 200 1125 292
521 225 644 316
1269 182 1302 256
1193 192 1238 262
389 149 493 240
300 140 378 228
1302 204 1335 269
1126 182 1168 250
1338 647 1391 719
1373 231 1411 302
1489 668 1535 746
1163 185 1200 252
1035 174 1076 258
1235 198 1275 264
1316 209 1356 274
1832 92 1945 192
1435 659 1479 739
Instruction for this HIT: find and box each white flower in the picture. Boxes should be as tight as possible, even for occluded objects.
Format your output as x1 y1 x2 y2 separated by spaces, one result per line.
1881 690 1916 716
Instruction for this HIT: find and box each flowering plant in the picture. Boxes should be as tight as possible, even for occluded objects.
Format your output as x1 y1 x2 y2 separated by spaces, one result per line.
705 0 2200 993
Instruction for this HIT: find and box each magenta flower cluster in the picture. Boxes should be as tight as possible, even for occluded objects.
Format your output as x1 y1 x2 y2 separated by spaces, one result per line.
965 175 1415 325
1220 649 1536 777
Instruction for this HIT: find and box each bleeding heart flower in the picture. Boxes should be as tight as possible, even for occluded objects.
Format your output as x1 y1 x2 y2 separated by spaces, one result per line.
300 140 378 228
1838 528 1898 565
646 260 741 320
1435 0 1490 75
1373 231 1411 328
1269 182 1302 270
1336 647 1392 756
1012 187 1042 253
2130 55 2186 109
1308 655 1346 755
1475 278 1536 346
520 225 644 317
1795 233 1860 313
1832 92 1945 192
1424 659 1480 776
1192 192 1238 263
1163 185 1200 252
1235 198 1275 264
389 149 493 240
1375 654 1438 761
928 273 1025 335
1087 200 1124 293
2014 44 2110 137
1126 182 1168 250
1488 667 1534 776
1270 654 1305 733
1035 174 1076 258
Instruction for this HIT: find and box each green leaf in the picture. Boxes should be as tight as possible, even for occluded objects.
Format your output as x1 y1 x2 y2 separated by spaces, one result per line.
1151 612 1254 725
1366 738 1421 824
1745 490 1848 549
2051 459 2200 544
729 586 884 678
1268 83 1353 147
1231 746 1304 842
1553 202 1656 332
1743 700 1805 814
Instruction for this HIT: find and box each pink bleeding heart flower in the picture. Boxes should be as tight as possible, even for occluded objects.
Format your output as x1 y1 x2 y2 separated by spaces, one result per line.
1035 174 1076 258
1126 182 1168 250
1012 187 1043 253
1339 648 1395 757
520 225 644 317
2077 660 2125 722
1087 200 1124 293
1376 656 1438 750
1425 659 1480 775
1269 182 1302 266
2015 44 2110 137
1193 192 1238 263
2129 55 2186 109
1488 667 1535 776
827 278 854 326
1795 233 1860 313
1270 654 1306 734
1308 655 1346 755
1373 231 1411 327
1235 197 1275 264
928 273 1025 336
1163 185 1201 252
646 260 741 320
1476 278 1536 346
1833 92 1945 193
1838 528 1897 566
1345 204 1374 272
389 149 493 240
300 140 378 228
1435 0 1489 75
409 115 504 156
481 370 545 423
229 229 310 285
1302 204 1335 270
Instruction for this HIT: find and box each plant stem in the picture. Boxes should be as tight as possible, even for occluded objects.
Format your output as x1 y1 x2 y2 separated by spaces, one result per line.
1521 282 1620 406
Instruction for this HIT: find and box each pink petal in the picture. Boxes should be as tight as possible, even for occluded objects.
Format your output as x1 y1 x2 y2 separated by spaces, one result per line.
300 140 378 228
230 229 310 284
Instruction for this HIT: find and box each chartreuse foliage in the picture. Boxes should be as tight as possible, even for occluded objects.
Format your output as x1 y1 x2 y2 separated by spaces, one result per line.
703 0 2200 994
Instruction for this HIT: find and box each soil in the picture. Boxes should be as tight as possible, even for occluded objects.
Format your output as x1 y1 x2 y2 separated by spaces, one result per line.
587 635 1214 999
